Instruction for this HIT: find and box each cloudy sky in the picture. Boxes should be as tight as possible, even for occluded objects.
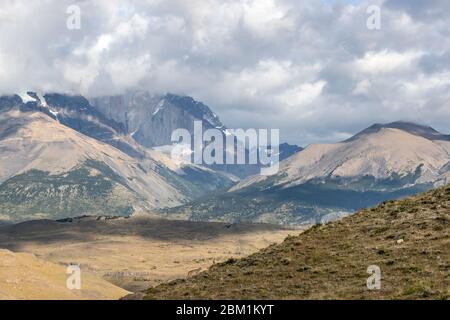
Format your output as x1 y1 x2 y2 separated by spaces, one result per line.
0 0 449 145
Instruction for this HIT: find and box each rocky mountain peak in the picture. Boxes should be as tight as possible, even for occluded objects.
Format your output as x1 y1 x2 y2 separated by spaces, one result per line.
163 93 224 129
346 121 450 142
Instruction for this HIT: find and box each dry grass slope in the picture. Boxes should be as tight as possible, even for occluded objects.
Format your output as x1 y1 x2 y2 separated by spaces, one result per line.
145 185 450 300
0 249 129 300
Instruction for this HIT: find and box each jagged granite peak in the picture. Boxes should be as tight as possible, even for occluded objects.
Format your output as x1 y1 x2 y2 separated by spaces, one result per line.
163 93 224 129
90 91 226 148
90 91 304 178
346 121 450 142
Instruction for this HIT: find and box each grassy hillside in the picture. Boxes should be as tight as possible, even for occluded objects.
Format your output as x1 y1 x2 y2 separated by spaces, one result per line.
145 185 450 300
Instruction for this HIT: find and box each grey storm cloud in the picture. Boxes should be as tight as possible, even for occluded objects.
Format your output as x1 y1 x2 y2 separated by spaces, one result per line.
0 0 449 146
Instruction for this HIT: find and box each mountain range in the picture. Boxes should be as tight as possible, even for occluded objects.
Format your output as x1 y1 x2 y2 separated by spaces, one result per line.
0 93 235 222
163 122 450 225
0 91 448 225
90 91 301 178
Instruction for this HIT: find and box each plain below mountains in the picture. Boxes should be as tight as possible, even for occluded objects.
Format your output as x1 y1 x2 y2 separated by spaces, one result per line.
0 216 294 294
145 184 450 300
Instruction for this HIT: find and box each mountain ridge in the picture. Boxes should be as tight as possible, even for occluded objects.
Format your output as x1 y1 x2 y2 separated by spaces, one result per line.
345 121 450 142
233 125 450 192
0 100 234 222
90 91 227 148
90 91 301 178
1 91 448 225
161 123 450 225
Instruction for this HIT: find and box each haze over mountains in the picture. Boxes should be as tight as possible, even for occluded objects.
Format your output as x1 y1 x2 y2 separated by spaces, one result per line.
0 91 449 225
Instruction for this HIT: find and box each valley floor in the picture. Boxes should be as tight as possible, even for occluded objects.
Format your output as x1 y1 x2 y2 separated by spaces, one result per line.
0 216 296 298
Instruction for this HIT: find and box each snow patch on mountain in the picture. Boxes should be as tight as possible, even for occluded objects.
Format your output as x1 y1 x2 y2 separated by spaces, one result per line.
18 92 35 103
